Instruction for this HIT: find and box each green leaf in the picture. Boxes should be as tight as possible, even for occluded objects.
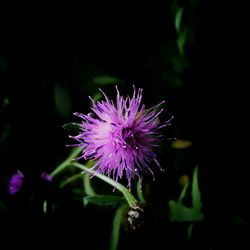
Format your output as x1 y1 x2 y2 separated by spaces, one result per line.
177 29 187 54
93 76 120 85
62 123 81 133
171 0 179 15
169 200 204 222
171 56 190 73
83 195 125 207
169 166 204 222
162 71 182 88
110 205 127 250
192 166 202 210
72 188 85 195
92 92 102 102
190 0 202 6
175 7 183 34
54 83 72 117
74 162 138 208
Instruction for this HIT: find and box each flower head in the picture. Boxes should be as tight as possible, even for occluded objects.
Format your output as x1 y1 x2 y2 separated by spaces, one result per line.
70 86 172 188
8 170 24 195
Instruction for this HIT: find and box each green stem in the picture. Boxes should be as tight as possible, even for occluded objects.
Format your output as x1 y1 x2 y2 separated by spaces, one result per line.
72 162 138 208
60 172 96 196
50 147 82 177
136 178 145 203
83 174 96 196
60 173 83 188
178 183 189 203
110 204 127 250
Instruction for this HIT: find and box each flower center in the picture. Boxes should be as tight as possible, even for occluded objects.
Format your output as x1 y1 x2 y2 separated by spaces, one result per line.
121 127 139 150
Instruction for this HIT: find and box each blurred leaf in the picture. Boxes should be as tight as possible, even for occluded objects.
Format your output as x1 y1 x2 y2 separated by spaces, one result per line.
83 195 125 207
62 123 81 133
169 200 204 222
187 224 194 240
3 97 10 107
187 28 197 47
171 0 179 15
54 83 72 117
233 214 246 226
0 200 8 212
192 166 202 210
177 29 187 54
110 205 127 250
171 56 190 73
175 7 183 34
72 188 85 195
0 124 11 144
162 71 182 88
93 76 120 85
190 0 202 6
169 166 204 222
171 139 192 149
92 92 102 102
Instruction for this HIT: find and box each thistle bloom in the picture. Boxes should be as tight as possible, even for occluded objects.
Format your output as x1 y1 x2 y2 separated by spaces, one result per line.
8 170 24 195
70 86 172 188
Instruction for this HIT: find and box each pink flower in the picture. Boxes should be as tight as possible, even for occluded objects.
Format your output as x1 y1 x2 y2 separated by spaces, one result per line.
70 86 172 188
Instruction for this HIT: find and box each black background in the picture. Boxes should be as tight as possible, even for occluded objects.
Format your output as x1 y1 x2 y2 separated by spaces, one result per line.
0 2 249 249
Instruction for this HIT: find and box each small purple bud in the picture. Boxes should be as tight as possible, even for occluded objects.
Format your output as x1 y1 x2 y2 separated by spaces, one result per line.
8 170 24 195
41 171 53 182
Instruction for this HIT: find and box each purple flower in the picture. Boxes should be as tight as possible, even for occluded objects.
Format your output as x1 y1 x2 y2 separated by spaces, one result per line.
41 171 53 182
8 170 24 195
70 86 172 188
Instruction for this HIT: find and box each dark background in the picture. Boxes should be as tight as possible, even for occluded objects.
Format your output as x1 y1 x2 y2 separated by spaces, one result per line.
0 2 249 249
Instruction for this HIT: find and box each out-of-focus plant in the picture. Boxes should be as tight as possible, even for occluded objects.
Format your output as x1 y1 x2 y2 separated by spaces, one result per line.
169 166 204 240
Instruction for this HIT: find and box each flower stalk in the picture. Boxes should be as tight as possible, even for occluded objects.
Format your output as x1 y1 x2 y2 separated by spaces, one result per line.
72 162 138 208
50 147 82 177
